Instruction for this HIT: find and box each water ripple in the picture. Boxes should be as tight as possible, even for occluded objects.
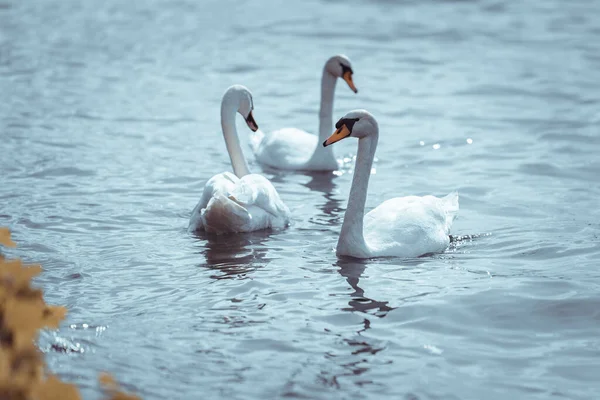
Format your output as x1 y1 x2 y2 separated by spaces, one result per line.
1 0 599 399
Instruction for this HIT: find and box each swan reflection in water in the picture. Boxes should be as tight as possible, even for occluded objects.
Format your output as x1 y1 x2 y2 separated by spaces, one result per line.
336 257 430 322
302 171 343 227
335 258 396 326
192 230 273 280
327 257 428 384
317 258 397 385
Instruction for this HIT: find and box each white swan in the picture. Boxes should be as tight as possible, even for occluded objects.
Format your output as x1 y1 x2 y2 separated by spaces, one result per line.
323 110 459 258
251 55 358 171
188 85 291 234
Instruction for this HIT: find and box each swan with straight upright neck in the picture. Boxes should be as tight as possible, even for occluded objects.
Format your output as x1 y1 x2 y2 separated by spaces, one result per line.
188 85 291 234
323 110 459 258
251 55 358 171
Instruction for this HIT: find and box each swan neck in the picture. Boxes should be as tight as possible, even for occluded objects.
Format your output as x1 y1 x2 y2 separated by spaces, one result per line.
221 102 250 178
338 134 378 256
318 70 337 141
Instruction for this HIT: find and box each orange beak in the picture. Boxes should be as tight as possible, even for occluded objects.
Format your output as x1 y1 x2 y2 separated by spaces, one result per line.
342 71 358 93
323 124 351 147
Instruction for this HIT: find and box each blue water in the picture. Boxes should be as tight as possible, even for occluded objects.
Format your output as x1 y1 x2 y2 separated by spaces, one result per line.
1 0 600 398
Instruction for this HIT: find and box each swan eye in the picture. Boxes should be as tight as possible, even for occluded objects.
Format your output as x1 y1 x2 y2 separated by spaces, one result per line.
340 63 353 75
339 64 357 93
335 117 359 132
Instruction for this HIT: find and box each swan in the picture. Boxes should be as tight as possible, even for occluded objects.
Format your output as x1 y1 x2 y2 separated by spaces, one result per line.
322 110 459 258
251 55 358 171
188 85 291 234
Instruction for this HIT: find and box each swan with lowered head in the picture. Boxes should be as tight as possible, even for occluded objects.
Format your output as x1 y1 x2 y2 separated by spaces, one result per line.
251 55 358 171
323 110 459 258
188 85 291 234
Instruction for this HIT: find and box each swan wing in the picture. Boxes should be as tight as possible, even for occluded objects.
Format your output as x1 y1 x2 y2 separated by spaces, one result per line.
253 128 318 169
364 193 459 257
228 174 291 229
189 172 290 233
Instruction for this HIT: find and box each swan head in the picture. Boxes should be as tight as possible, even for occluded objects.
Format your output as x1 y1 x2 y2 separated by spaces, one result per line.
325 55 358 94
322 110 378 146
222 84 259 132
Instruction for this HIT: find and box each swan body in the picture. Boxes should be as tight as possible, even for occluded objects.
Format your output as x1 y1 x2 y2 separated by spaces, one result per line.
188 85 291 234
251 127 335 170
362 194 458 258
252 55 358 171
323 110 458 258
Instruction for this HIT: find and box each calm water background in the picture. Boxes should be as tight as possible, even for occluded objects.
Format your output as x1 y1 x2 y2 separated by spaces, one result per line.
2 0 600 398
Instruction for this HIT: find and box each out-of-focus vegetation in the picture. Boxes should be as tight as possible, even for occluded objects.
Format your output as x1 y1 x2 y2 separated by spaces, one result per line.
1 227 140 400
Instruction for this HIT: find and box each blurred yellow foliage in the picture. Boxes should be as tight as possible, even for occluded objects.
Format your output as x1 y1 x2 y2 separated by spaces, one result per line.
0 228 16 248
0 228 141 400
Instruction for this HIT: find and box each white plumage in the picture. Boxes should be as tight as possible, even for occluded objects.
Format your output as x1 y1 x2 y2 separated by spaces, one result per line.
251 55 358 171
188 86 291 234
362 193 459 258
323 110 458 258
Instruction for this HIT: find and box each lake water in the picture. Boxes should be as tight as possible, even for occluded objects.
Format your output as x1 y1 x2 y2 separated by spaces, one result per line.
1 0 600 398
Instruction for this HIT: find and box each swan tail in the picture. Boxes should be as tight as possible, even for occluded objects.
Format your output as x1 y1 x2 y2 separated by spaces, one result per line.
442 191 459 226
201 194 252 234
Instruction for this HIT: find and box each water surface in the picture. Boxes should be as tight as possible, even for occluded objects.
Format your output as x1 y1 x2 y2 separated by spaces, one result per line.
1 0 600 398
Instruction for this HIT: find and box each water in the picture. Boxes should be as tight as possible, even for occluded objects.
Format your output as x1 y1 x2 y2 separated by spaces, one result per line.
1 0 600 398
